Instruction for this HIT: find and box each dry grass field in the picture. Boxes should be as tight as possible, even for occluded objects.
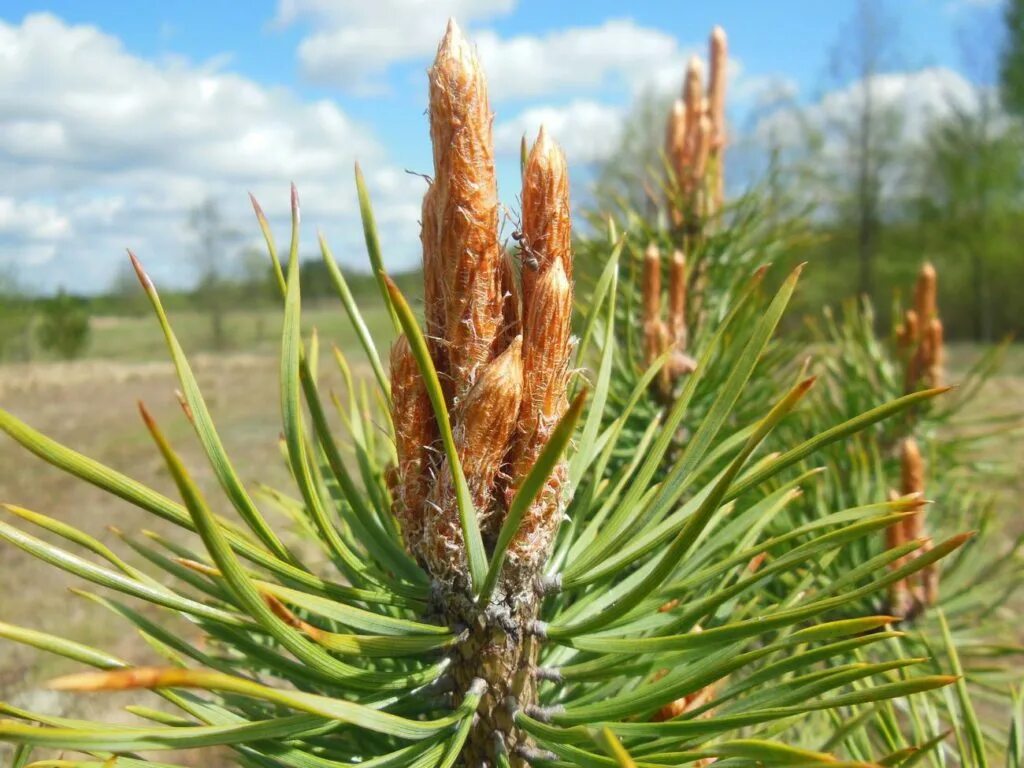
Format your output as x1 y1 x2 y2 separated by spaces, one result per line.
0 321 1019 764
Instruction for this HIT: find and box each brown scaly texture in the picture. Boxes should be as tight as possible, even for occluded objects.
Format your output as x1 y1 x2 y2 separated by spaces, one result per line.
505 129 574 575
914 262 938 324
506 259 572 571
390 23 576 764
925 318 944 389
424 19 503 405
905 262 943 392
642 243 672 396
667 249 688 349
642 242 665 364
428 337 524 572
708 26 728 214
885 493 912 619
389 336 435 554
667 249 697 380
665 99 688 227
899 436 939 611
519 125 572 310
663 27 729 226
906 269 940 391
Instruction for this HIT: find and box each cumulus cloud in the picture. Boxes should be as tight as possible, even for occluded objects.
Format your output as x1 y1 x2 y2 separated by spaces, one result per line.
748 67 995 210
475 20 684 101
0 13 424 293
493 101 625 164
278 0 514 92
754 67 981 151
278 1 713 103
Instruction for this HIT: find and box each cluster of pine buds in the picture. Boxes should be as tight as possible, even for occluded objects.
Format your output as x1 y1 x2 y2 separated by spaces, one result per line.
887 264 945 618
887 438 939 617
664 26 728 231
896 262 944 392
642 243 696 397
389 20 573 593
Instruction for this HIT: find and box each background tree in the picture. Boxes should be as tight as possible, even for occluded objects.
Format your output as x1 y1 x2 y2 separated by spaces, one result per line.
0 268 35 362
914 11 1024 341
36 288 90 359
825 0 903 303
1001 0 1024 115
188 198 240 350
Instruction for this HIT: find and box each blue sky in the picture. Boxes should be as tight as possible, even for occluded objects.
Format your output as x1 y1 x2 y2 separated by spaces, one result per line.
0 0 1005 293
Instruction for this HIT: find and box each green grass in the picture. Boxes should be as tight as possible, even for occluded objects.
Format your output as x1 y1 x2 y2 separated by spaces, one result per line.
83 302 397 363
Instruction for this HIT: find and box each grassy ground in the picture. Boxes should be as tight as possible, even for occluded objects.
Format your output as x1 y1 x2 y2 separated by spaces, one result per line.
83 302 397 362
0 301 1020 763
0 302 392 766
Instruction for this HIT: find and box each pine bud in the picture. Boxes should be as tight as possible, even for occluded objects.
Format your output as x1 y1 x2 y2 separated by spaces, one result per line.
507 259 573 567
900 439 924 526
913 262 937 323
668 249 688 352
708 26 728 215
885 495 911 617
708 26 728 151
925 317 943 388
427 337 525 575
520 126 572 310
426 18 503 402
642 242 662 326
665 99 688 198
683 55 705 137
389 336 436 552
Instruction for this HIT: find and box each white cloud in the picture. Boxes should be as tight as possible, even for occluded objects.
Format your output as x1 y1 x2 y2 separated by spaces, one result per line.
278 2 714 104
278 0 514 92
475 20 684 101
749 67 998 209
494 101 625 165
755 67 981 150
0 13 424 293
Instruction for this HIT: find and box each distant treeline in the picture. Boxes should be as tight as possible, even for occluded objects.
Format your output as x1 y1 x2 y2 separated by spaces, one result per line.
0 262 422 362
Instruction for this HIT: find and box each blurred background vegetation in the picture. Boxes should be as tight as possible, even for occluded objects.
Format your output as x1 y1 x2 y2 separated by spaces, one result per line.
0 0 1020 362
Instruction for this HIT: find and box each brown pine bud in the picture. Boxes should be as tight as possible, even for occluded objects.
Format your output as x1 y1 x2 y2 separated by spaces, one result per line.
885 489 911 617
913 262 937 323
925 317 943 388
708 27 728 151
904 309 920 346
427 337 524 575
426 18 503 401
642 242 662 327
708 27 728 216
389 336 436 552
668 249 688 351
693 112 713 180
520 126 572 310
665 99 688 184
899 438 925 547
520 259 572 437
900 436 940 609
644 320 670 368
683 55 705 140
420 183 448 383
903 309 922 391
507 260 573 566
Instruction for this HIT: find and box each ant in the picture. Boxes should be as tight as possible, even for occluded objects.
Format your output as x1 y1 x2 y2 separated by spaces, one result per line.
511 229 541 271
